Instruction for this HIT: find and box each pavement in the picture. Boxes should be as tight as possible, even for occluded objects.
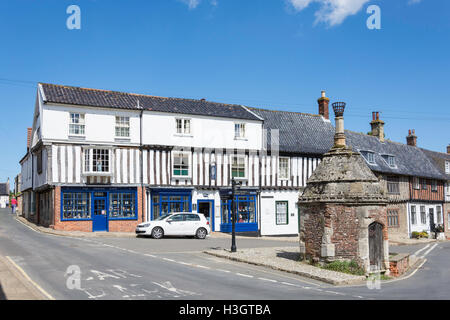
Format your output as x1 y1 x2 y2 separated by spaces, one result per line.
1 208 449 300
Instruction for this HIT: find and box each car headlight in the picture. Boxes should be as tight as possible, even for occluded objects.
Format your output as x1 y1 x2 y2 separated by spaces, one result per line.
139 223 151 228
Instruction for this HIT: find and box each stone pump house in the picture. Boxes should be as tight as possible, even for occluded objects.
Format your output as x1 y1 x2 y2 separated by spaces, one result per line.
299 102 390 274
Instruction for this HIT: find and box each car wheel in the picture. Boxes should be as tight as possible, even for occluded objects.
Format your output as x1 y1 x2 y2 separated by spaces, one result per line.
196 228 207 239
151 227 164 239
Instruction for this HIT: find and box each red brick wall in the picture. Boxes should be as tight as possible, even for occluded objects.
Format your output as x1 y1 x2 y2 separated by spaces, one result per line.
52 186 145 232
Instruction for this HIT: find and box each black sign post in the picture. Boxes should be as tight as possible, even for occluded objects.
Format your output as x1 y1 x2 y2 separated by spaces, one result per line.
231 178 240 253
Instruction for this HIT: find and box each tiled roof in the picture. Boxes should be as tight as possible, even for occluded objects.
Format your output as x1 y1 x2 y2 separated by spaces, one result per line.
251 107 446 180
40 83 262 121
249 108 335 155
421 148 450 181
0 183 8 196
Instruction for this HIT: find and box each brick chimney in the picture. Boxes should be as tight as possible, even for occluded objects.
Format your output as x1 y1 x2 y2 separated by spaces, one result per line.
370 112 385 142
406 129 417 147
27 128 32 151
318 90 330 120
447 145 450 154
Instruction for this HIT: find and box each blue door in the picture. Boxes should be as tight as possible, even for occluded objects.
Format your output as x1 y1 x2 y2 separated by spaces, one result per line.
92 194 108 232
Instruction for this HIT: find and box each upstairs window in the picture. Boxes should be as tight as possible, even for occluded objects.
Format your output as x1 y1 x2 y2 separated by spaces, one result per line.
115 116 130 137
446 161 450 174
231 155 246 179
382 155 396 168
69 113 85 136
234 123 246 139
278 157 290 180
387 176 400 194
431 180 438 192
361 151 376 164
84 149 110 174
421 178 427 190
413 177 420 190
37 150 43 174
173 152 190 177
176 119 191 135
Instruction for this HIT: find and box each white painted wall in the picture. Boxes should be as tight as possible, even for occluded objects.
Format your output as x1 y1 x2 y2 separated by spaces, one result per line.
41 104 141 145
0 196 8 208
409 203 444 235
142 111 262 150
192 190 222 232
20 155 33 191
260 190 300 236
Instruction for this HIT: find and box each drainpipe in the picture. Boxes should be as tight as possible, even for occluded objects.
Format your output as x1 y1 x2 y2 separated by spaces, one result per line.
138 100 145 222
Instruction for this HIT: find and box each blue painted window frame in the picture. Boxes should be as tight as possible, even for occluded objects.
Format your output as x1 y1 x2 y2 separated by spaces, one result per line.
220 195 258 232
60 188 138 222
150 189 192 221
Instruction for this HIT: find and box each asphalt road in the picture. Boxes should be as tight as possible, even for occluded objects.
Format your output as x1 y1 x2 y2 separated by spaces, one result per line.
0 208 448 300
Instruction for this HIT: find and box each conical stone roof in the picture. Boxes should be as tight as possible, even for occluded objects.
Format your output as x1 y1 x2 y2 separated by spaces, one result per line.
299 147 388 204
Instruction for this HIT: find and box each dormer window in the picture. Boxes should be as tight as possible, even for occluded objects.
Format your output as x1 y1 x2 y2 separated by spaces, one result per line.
381 155 396 168
361 151 376 165
446 161 450 174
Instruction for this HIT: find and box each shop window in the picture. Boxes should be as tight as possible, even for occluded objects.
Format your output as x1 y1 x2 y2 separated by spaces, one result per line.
221 195 256 224
62 192 91 220
276 201 288 225
151 193 191 219
387 210 399 227
109 193 136 219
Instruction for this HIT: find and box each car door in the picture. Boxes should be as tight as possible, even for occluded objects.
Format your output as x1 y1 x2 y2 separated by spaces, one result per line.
164 214 185 235
185 214 201 235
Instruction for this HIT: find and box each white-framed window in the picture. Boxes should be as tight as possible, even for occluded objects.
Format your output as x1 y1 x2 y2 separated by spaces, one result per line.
437 206 442 224
115 116 130 137
234 123 246 139
413 177 420 190
231 155 246 179
69 113 85 136
445 161 450 174
278 157 290 180
276 201 288 225
172 152 190 178
361 151 375 164
84 148 111 174
411 205 417 225
176 118 191 135
420 206 426 224
431 180 438 192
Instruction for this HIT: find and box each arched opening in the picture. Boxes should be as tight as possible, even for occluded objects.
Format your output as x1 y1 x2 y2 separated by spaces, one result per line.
368 222 384 272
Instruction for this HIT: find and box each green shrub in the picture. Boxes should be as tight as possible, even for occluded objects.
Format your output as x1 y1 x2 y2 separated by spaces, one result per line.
321 260 365 276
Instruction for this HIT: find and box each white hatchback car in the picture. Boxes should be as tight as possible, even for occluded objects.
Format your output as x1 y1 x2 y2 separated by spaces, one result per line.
135 213 211 239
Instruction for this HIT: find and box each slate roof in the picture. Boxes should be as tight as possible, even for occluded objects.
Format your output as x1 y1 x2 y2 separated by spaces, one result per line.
421 148 450 181
40 83 262 121
249 108 335 155
0 183 9 196
250 107 446 180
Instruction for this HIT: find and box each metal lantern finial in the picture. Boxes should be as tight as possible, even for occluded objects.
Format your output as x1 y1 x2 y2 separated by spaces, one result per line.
332 102 346 117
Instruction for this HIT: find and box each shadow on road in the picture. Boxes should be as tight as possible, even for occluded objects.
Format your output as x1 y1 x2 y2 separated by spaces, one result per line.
0 283 7 300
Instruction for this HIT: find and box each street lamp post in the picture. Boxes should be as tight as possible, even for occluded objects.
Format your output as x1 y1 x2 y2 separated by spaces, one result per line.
231 178 239 253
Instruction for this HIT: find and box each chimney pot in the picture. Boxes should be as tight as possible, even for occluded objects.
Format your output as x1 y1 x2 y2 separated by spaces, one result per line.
370 112 385 142
318 90 330 120
406 129 417 147
447 145 450 154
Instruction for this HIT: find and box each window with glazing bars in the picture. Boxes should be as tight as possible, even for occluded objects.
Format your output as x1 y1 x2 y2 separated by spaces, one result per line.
387 176 400 194
69 113 85 135
231 156 246 178
62 192 90 219
176 119 191 134
234 123 245 138
279 158 290 180
420 206 426 224
411 206 417 225
173 153 189 177
84 149 110 173
115 116 130 137
387 210 399 227
109 193 135 218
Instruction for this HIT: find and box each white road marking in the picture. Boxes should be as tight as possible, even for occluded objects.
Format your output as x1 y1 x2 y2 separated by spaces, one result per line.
6 256 55 300
258 277 277 283
195 265 211 270
420 243 438 258
144 254 156 258
413 244 431 256
216 269 231 273
163 258 176 263
177 261 192 266
236 273 254 278
281 282 298 287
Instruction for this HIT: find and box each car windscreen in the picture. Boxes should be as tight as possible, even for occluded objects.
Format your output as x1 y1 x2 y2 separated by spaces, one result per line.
155 214 171 221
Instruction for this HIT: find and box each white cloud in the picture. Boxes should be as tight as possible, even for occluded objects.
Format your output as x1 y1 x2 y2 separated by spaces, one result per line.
288 0 370 26
180 0 201 9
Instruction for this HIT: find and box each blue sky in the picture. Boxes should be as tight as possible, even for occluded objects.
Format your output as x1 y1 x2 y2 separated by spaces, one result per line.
0 0 449 189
